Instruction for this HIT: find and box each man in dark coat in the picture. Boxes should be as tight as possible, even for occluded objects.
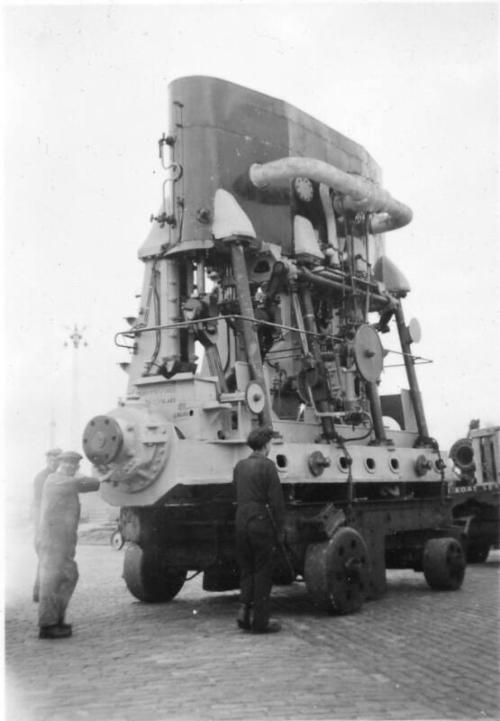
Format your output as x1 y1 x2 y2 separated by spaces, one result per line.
37 451 100 639
233 427 285 634
32 448 62 602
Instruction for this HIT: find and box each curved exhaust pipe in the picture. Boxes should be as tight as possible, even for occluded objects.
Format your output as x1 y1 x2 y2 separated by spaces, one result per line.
249 157 412 234
449 437 475 473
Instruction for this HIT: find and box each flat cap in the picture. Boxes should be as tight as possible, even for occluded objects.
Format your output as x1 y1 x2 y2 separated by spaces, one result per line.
58 451 83 462
46 448 63 457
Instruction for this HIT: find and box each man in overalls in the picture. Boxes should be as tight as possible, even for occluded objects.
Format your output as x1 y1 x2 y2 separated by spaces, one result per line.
37 451 100 639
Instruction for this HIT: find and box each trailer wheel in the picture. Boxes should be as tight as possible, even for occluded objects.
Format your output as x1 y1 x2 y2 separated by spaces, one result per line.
123 543 187 602
304 527 369 614
422 537 466 590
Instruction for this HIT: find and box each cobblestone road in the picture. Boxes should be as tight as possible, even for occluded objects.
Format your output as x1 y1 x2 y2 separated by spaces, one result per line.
5 527 500 721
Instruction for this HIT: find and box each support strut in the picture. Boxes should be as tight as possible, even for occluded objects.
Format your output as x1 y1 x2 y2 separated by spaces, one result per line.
229 241 273 428
394 302 429 442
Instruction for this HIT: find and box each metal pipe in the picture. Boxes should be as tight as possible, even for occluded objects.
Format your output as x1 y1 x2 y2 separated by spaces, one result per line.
298 267 390 306
319 183 340 265
249 157 412 234
290 289 310 355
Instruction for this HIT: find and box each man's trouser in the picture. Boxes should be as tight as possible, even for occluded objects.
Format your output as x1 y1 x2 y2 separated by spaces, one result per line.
236 517 276 631
38 552 79 627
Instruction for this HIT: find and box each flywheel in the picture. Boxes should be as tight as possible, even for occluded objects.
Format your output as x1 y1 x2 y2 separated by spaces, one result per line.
304 526 369 614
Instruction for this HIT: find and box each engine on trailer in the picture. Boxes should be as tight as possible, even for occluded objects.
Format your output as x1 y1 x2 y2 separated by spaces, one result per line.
448 422 500 562
83 77 466 612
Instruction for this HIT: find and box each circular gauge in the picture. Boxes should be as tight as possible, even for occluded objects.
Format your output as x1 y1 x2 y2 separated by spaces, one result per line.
294 177 314 202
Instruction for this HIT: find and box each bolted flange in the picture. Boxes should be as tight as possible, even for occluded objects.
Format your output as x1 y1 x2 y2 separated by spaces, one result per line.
83 415 123 465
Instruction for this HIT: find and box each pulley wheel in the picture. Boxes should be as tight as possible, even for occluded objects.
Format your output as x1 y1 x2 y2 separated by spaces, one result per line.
245 381 266 415
304 527 369 614
353 325 384 383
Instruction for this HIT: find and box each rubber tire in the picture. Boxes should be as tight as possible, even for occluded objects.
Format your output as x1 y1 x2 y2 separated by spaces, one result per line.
123 543 186 602
422 537 466 590
304 527 369 614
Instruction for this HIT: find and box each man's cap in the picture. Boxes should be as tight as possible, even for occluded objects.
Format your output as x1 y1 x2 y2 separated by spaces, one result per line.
46 448 63 457
58 451 83 462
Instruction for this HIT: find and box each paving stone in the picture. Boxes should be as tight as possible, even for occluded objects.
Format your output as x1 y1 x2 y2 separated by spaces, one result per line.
5 529 500 721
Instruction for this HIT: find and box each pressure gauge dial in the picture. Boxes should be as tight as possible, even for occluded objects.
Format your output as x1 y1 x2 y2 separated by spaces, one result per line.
294 177 314 202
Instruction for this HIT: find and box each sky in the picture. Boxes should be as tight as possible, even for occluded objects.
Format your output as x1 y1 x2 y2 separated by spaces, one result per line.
2 1 499 517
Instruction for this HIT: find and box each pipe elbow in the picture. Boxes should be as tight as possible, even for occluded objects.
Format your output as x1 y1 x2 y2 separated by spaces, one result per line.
249 157 412 233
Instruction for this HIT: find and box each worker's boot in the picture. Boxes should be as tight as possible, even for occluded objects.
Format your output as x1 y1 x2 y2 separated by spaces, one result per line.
58 618 73 633
236 603 252 631
39 624 72 640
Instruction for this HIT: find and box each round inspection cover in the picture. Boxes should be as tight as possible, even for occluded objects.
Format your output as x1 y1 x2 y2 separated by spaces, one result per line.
245 381 266 415
353 325 384 382
82 415 123 465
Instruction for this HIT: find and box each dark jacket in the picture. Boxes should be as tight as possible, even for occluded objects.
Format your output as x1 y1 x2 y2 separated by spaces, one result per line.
233 452 285 534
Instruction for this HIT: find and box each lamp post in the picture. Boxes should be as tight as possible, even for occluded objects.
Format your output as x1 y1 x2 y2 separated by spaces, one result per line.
64 324 88 449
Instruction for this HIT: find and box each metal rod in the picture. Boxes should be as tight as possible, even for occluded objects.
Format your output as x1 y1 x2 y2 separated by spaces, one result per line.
115 314 346 346
394 302 429 440
365 382 387 443
229 242 273 428
301 288 335 439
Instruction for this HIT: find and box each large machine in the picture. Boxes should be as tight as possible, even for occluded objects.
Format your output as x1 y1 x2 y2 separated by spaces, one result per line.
83 76 467 613
448 423 500 562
